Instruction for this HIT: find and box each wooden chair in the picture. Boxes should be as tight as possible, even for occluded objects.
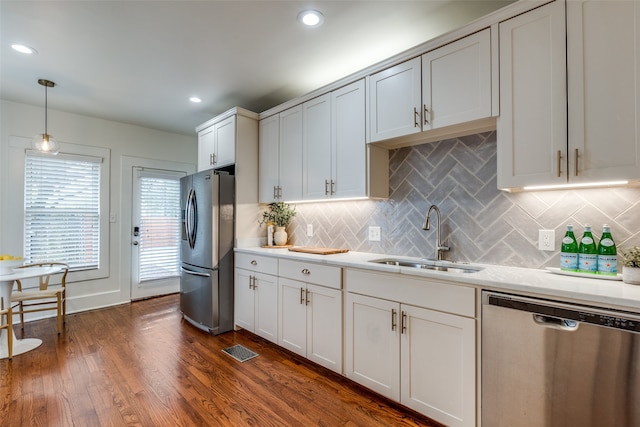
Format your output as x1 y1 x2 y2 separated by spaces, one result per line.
0 296 12 359
12 262 69 334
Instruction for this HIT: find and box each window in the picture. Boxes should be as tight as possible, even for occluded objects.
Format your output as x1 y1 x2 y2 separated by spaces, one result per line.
135 169 182 282
24 152 102 270
6 136 111 282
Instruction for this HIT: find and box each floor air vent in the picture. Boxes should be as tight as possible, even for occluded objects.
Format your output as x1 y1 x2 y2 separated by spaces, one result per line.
222 344 258 362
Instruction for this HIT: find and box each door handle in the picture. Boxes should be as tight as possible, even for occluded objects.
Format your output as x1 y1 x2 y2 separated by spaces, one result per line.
180 266 210 278
533 314 579 331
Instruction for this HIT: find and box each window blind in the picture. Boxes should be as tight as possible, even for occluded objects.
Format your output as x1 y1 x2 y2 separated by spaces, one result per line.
137 171 182 282
24 153 101 269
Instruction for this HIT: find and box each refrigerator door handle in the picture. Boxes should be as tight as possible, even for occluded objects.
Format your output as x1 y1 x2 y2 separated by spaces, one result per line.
180 266 211 278
185 188 197 249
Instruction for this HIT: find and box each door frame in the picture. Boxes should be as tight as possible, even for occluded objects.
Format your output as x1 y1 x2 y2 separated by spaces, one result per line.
119 156 195 302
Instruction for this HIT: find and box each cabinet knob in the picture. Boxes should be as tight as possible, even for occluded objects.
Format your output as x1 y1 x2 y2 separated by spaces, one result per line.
250 260 257 266
301 268 311 275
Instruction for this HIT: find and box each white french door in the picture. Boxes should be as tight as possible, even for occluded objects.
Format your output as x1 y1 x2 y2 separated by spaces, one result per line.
131 167 185 300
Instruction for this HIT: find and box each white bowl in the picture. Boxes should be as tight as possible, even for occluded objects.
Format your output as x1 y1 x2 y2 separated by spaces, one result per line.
0 259 24 275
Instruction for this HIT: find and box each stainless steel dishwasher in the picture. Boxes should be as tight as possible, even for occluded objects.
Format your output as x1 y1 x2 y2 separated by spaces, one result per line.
482 291 640 427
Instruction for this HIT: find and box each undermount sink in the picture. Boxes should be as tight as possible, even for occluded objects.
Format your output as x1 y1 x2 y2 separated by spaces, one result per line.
369 258 483 274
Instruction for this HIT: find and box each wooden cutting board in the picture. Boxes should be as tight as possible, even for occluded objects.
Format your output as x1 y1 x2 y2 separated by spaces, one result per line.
288 247 349 255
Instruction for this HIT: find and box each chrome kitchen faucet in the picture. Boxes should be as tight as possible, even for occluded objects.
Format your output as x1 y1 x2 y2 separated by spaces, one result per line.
423 205 450 260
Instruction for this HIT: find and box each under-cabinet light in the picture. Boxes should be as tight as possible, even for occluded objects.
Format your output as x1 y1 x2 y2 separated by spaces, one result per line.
523 180 629 191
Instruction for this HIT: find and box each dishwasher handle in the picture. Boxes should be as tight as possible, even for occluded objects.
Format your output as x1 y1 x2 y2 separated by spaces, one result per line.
533 314 579 331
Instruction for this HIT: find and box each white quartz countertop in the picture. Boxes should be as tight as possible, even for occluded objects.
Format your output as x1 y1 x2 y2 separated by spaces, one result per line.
235 247 640 312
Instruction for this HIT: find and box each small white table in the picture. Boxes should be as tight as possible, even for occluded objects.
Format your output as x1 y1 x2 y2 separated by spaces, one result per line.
0 266 62 359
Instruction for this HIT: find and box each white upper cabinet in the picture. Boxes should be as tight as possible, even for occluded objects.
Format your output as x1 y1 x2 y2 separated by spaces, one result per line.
497 1 567 189
498 0 640 190
261 79 388 202
422 28 492 130
567 0 640 183
303 93 332 200
332 80 369 198
197 115 236 171
258 114 280 203
369 57 423 142
279 105 304 202
369 29 493 144
258 106 304 203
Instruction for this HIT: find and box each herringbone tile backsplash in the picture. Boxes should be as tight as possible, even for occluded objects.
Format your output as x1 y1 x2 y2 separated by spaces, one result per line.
285 131 640 269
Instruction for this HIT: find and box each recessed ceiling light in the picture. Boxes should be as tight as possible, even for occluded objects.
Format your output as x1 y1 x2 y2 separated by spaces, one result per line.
11 43 37 54
298 10 324 27
189 97 202 103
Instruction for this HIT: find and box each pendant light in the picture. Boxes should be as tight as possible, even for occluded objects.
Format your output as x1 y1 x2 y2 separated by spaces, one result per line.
32 79 60 155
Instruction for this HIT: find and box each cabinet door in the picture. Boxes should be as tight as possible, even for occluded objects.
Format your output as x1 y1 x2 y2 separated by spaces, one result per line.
567 0 640 182
279 105 304 201
332 79 367 198
254 272 279 343
345 292 400 400
278 278 307 356
213 115 236 168
197 126 215 171
306 284 342 374
401 304 476 427
497 1 567 189
259 114 280 203
234 268 255 332
369 57 422 142
303 94 332 200
422 28 491 130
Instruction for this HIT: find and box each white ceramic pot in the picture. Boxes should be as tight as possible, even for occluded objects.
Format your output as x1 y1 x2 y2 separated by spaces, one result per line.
622 266 640 285
274 226 288 246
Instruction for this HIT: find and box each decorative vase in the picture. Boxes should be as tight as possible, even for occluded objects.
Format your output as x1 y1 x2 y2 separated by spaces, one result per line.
622 266 640 285
274 226 288 246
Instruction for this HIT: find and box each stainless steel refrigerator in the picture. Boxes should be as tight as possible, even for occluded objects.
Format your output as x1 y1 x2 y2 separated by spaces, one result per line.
180 170 234 335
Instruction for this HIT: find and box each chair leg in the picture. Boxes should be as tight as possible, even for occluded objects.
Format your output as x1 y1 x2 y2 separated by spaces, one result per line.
57 294 62 334
7 308 12 360
19 301 25 331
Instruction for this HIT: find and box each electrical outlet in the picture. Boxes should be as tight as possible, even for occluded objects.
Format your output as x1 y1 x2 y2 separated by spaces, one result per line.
306 223 314 237
369 226 381 242
538 229 555 251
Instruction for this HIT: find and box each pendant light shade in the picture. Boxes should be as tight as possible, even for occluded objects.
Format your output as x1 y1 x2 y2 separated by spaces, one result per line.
32 79 59 155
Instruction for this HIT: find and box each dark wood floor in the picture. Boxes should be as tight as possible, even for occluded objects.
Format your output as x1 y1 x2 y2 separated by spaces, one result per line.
0 294 443 426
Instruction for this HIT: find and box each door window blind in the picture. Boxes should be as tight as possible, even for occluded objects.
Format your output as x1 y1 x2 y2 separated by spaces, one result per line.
24 152 101 269
137 171 182 282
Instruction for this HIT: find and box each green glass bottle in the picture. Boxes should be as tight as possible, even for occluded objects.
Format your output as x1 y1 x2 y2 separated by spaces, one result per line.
560 224 578 271
578 225 598 273
597 224 617 275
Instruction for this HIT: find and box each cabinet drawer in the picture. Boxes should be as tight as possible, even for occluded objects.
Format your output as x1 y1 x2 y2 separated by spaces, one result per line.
345 268 475 317
235 253 278 276
279 259 342 289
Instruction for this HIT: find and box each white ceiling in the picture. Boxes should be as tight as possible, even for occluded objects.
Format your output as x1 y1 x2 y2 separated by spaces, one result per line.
1 1 514 137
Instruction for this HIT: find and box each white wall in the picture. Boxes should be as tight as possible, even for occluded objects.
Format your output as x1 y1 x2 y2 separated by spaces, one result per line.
0 100 197 313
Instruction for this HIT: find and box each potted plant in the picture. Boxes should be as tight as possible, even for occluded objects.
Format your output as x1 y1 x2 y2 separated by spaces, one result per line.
620 246 640 284
259 202 296 246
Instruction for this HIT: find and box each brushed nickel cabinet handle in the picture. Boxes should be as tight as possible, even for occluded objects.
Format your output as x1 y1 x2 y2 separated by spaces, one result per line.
401 311 407 334
300 287 305 305
331 180 335 195
413 107 420 128
325 179 330 196
423 105 430 126
305 289 310 306
557 150 562 178
574 148 579 177
391 308 397 331
301 268 311 275
250 260 257 266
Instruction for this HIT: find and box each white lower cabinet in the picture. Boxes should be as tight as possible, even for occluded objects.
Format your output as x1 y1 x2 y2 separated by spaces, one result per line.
234 254 279 343
345 269 476 427
278 259 343 373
